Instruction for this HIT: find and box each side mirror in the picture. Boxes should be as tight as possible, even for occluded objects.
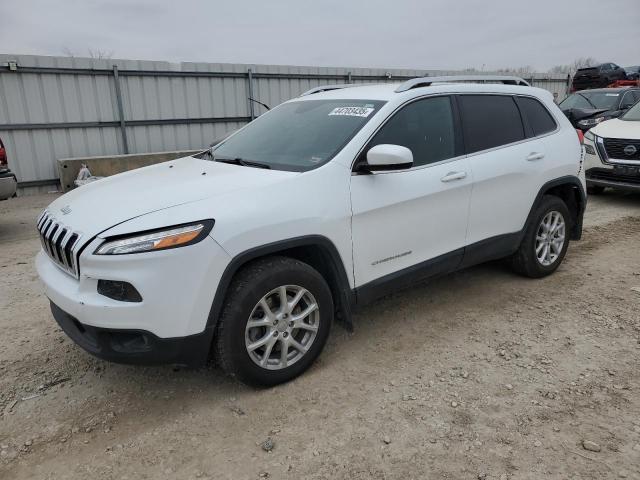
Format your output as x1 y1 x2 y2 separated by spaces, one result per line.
361 144 413 172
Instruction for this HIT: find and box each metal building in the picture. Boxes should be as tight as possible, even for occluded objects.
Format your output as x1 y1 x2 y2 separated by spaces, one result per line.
0 54 570 193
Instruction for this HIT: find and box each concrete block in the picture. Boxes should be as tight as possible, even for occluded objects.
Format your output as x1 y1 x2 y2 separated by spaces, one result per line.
57 150 200 192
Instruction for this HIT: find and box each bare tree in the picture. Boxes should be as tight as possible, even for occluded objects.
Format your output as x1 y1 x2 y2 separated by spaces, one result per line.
496 65 534 75
61 47 114 59
61 47 75 58
87 48 114 60
549 57 599 75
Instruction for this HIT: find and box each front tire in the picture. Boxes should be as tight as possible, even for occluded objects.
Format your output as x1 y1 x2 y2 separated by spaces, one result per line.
215 256 333 387
511 195 571 278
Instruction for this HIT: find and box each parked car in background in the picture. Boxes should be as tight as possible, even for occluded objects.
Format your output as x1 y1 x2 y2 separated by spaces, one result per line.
571 63 627 91
35 76 585 386
583 100 640 194
559 87 640 131
0 137 18 201
624 66 640 80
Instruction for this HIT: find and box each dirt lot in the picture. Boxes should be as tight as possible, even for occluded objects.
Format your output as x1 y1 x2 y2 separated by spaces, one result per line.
1 192 639 480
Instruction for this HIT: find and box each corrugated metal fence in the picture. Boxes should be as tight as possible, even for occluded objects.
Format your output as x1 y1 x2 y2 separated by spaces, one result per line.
0 54 571 192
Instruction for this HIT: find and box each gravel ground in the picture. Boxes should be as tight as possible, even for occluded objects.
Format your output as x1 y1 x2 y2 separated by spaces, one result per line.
1 191 639 480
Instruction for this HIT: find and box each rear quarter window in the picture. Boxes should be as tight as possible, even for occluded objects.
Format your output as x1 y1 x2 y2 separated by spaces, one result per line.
515 96 557 137
459 95 525 154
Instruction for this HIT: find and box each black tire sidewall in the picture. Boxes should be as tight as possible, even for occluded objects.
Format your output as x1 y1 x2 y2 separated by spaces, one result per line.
217 259 333 387
524 196 572 276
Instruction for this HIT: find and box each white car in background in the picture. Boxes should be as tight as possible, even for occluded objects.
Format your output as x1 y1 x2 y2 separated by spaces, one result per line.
36 76 585 387
583 100 640 193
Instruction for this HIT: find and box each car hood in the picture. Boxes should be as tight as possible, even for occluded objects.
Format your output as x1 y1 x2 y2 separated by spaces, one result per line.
591 118 640 139
45 156 296 239
561 107 610 121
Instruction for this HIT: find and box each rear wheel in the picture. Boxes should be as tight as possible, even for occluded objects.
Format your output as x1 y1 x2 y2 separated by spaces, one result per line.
215 256 333 387
511 195 571 278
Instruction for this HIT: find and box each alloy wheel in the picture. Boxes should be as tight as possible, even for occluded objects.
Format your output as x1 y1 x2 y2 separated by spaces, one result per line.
535 210 566 266
245 285 320 370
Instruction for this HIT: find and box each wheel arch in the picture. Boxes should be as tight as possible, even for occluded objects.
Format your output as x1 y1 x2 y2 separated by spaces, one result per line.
529 176 586 240
203 236 354 352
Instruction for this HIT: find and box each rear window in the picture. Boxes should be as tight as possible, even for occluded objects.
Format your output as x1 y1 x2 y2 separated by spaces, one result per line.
516 97 557 136
459 95 525 154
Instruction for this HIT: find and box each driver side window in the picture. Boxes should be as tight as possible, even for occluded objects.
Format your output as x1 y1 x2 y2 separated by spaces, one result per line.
621 91 638 109
366 96 456 167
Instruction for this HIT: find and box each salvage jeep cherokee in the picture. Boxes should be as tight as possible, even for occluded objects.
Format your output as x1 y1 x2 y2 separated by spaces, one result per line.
36 76 586 386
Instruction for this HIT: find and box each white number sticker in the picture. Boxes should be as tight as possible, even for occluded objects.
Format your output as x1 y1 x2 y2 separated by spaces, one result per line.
328 106 374 117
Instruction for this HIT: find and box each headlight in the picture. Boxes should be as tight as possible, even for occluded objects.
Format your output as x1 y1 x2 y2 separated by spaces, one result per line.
584 130 596 142
95 220 214 255
578 116 606 127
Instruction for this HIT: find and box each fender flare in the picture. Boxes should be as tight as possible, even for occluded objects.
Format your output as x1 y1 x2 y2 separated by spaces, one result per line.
525 175 586 241
201 235 354 351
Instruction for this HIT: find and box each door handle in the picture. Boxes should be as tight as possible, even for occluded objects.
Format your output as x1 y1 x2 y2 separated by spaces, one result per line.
440 171 467 182
526 152 545 161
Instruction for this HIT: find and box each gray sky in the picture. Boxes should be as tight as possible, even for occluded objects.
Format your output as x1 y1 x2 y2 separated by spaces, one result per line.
1 0 638 71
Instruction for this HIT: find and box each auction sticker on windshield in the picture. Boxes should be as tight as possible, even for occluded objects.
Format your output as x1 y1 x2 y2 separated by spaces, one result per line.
329 106 375 117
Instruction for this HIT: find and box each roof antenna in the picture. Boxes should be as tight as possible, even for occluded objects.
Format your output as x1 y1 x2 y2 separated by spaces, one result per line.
248 97 270 111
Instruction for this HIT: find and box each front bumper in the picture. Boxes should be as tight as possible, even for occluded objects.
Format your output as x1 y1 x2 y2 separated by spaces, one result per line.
587 168 640 192
0 171 17 200
583 137 640 192
37 234 232 365
50 301 211 366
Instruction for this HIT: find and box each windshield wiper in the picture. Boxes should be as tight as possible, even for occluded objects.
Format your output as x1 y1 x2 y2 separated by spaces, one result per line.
213 156 271 169
577 93 597 109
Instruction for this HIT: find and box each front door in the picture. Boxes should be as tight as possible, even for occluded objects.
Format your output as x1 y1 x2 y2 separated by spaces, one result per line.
350 95 472 294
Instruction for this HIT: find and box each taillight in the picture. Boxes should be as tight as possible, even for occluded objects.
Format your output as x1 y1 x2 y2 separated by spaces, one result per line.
0 147 6 167
576 129 584 144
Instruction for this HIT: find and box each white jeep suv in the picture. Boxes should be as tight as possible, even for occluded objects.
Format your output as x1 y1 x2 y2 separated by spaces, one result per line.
36 76 585 386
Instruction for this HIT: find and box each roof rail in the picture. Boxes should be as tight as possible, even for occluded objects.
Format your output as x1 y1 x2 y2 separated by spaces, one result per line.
394 75 530 93
300 83 362 96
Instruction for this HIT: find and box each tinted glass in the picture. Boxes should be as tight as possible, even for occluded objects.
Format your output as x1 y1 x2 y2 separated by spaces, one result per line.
212 99 385 172
367 96 456 167
559 91 621 110
516 97 557 136
622 101 640 121
459 95 525 153
558 94 592 109
621 92 636 108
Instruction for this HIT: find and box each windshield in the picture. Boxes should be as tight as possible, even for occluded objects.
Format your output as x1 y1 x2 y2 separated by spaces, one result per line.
211 99 385 171
559 91 620 110
622 101 640 121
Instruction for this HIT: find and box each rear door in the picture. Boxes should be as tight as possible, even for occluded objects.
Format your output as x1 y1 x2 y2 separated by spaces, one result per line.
459 94 553 246
350 95 472 290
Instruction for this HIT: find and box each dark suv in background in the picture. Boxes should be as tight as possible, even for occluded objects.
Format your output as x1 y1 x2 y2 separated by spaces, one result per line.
559 87 640 131
571 63 627 91
624 66 640 80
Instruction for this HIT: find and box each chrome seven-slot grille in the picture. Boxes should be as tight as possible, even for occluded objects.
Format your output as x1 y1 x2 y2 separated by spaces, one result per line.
37 211 82 278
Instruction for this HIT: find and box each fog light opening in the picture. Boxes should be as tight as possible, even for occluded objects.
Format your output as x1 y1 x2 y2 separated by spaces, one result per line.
97 280 143 303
